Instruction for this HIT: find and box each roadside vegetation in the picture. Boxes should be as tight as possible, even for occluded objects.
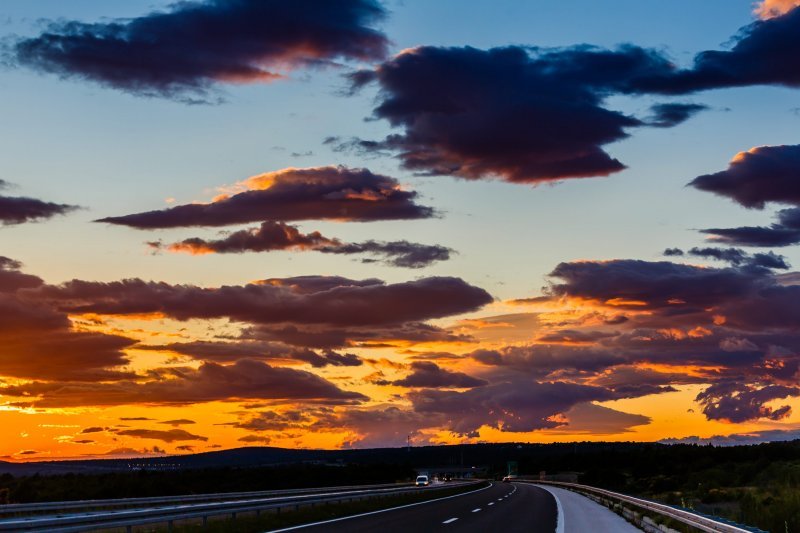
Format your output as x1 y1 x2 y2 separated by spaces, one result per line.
0 463 414 503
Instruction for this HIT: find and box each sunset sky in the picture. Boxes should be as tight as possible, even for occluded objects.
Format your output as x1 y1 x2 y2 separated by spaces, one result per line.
2 0 800 461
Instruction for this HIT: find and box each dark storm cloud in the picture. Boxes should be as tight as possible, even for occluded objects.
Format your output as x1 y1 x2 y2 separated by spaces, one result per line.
547 259 767 309
390 361 487 388
779 207 800 228
0 192 77 226
662 248 684 256
31 275 492 327
640 6 800 94
245 321 472 349
145 340 362 367
661 428 800 446
98 167 434 229
156 220 452 268
156 221 337 254
13 0 388 101
689 145 800 209
688 247 749 265
701 207 800 248
695 382 800 423
407 379 616 435
312 405 435 448
701 225 800 247
470 345 626 380
1 359 367 407
318 240 453 268
0 256 44 293
347 45 692 183
687 247 790 269
646 103 708 128
0 258 136 381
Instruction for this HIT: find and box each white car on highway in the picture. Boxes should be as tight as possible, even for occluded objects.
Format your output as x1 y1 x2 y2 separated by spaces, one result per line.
415 475 430 486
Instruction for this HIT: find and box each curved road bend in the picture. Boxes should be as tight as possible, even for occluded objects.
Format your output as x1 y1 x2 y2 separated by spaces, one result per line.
271 481 557 533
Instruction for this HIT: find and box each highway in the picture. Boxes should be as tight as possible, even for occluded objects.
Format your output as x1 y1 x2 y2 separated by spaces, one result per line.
272 481 556 533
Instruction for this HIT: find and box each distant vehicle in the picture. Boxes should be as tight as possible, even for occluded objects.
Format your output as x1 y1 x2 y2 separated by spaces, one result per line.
502 476 511 483
443 474 452 482
415 475 430 486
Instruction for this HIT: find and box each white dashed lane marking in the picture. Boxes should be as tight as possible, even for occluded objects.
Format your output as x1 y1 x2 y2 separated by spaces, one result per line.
472 508 481 513
442 518 458 524
488 502 494 506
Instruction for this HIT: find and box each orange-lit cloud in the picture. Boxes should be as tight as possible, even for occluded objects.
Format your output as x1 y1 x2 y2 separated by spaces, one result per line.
754 0 800 19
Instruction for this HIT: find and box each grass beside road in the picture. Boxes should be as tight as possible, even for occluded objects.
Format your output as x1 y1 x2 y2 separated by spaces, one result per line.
163 482 487 533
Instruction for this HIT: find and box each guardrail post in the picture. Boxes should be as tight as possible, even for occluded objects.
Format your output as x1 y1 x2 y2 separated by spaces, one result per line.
167 519 174 532
202 515 208 527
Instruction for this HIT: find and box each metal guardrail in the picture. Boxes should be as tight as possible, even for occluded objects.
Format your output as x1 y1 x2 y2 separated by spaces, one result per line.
0 481 481 532
0 481 411 516
518 480 763 533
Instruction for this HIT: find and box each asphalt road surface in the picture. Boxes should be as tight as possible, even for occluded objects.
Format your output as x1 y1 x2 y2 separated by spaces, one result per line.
273 481 558 533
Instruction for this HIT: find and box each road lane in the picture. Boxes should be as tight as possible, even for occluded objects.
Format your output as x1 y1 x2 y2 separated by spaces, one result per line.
274 481 558 533
532 484 640 533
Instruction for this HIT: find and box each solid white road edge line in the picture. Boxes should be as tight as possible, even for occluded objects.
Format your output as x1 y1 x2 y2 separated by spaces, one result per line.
531 484 565 533
266 483 492 532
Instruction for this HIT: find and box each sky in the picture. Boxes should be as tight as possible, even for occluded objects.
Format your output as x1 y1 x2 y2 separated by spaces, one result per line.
1 0 800 461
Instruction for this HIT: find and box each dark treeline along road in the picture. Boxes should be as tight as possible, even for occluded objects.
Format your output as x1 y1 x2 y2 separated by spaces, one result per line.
1 440 799 532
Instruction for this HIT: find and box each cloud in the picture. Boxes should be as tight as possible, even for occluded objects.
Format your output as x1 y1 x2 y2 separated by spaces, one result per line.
689 145 800 209
640 7 800 94
646 103 708 128
471 344 626 380
701 225 800 247
700 207 800 248
0 258 136 381
97 166 433 228
346 45 690 183
117 428 208 443
238 435 272 444
1 359 368 407
318 240 453 268
686 247 790 269
408 379 617 435
661 428 800 446
12 0 388 101
79 427 105 434
159 419 195 426
0 192 77 225
695 382 800 423
755 0 800 19
390 361 487 388
558 402 650 435
547 259 766 309
156 221 337 254
243 321 472 349
32 275 493 327
145 340 362 367
154 220 452 268
313 405 436 448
